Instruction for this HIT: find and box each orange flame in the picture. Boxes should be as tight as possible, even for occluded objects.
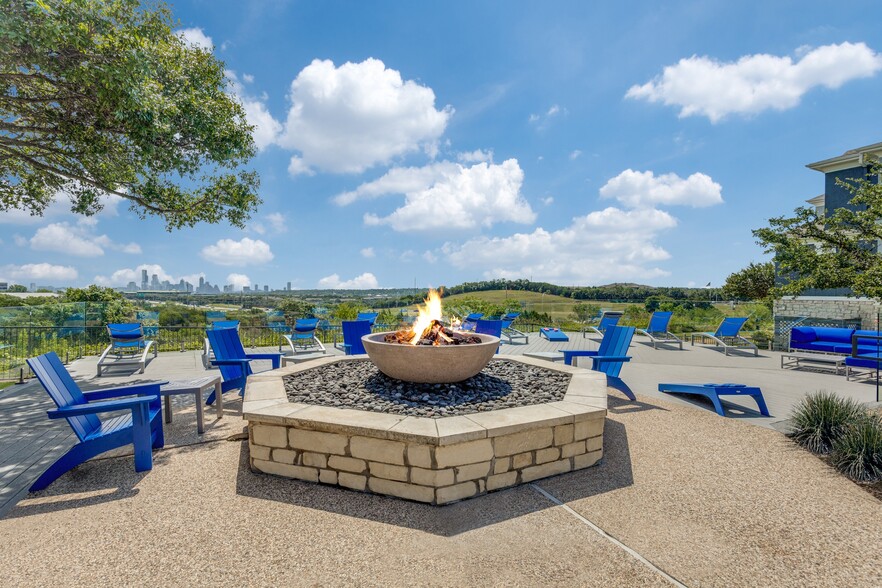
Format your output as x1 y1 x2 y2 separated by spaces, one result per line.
408 288 444 344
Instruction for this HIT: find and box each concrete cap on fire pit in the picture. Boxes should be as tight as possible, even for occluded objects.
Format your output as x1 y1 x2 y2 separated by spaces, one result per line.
362 332 500 384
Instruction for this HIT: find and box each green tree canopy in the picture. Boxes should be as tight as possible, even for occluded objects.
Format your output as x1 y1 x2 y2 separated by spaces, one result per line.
570 302 600 324
0 0 260 229
754 164 882 299
721 262 775 301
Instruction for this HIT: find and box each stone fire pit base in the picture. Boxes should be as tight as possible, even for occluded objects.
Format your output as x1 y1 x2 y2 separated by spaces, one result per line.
243 356 607 505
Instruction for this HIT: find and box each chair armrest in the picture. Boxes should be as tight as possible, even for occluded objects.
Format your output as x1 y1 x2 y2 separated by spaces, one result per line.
589 355 631 364
561 350 599 358
212 358 254 366
48 396 154 419
82 382 166 401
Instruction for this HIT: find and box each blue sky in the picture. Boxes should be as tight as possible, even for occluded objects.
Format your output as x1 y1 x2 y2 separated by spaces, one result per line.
4 0 882 291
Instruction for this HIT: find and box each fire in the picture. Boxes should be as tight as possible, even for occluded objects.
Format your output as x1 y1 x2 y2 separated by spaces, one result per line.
408 288 444 345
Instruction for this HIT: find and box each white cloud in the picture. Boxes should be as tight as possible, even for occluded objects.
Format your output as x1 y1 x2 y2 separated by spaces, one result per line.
226 71 283 151
178 27 213 50
360 247 376 258
569 150 582 160
278 58 452 173
287 155 315 177
28 222 140 257
541 196 555 206
599 169 723 208
226 273 251 291
338 159 535 232
13 235 27 247
317 272 379 289
422 251 438 263
200 237 274 266
529 104 566 129
457 149 494 163
249 212 287 235
442 207 678 284
626 42 882 122
0 263 78 282
242 73 254 84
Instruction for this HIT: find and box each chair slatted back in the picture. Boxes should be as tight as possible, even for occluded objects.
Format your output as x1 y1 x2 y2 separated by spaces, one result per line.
716 317 748 338
294 318 319 333
595 326 635 379
475 319 503 338
356 312 379 326
206 328 252 385
107 323 144 341
646 311 673 334
342 320 372 354
26 352 100 441
597 313 622 332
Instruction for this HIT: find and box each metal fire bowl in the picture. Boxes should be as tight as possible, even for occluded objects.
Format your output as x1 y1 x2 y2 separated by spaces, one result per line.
361 332 500 384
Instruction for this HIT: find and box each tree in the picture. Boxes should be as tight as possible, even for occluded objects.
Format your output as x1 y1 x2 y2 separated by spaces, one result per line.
754 163 882 298
60 284 133 323
721 262 775 301
570 302 600 324
7 284 27 292
0 0 260 229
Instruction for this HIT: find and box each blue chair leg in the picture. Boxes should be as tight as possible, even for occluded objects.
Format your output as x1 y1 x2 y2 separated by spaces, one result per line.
608 376 637 401
707 390 727 417
30 443 104 491
747 388 770 416
131 404 153 472
152 416 165 449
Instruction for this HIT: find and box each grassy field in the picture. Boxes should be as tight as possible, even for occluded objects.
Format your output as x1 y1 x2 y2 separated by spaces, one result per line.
442 290 633 322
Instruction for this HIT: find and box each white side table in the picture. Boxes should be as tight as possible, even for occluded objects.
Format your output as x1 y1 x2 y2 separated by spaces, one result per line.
159 376 223 434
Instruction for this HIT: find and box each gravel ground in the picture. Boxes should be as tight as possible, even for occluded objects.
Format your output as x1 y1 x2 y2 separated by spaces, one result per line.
284 358 570 417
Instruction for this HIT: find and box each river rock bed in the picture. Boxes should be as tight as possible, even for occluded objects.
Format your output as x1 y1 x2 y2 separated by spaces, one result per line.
283 359 571 418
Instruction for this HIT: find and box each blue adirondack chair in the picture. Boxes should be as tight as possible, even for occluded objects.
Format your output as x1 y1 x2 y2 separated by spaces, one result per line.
205 327 283 404
26 352 165 491
562 325 636 401
202 319 241 368
335 320 373 355
475 319 503 353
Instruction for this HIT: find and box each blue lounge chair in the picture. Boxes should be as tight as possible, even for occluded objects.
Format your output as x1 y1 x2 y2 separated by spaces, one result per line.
560 326 636 400
96 323 157 376
692 317 758 356
475 319 503 353
26 352 165 491
658 383 770 417
334 320 372 355
500 312 529 344
356 312 379 326
282 318 326 355
585 311 623 338
205 328 283 404
539 327 569 342
202 319 240 369
635 311 682 350
459 313 484 332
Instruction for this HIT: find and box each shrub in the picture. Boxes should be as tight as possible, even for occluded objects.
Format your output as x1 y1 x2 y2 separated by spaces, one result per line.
788 392 866 454
831 415 882 482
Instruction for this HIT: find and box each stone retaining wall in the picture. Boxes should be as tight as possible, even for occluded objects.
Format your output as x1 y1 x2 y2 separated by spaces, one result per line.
248 416 603 505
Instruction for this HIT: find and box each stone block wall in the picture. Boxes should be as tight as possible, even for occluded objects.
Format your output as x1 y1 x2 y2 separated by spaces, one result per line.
248 417 604 505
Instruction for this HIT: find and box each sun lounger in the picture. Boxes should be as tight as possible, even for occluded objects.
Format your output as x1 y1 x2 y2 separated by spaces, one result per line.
691 317 758 356
96 323 157 376
539 327 569 342
658 383 769 417
635 311 682 349
283 318 326 354
500 312 528 344
460 313 484 332
585 311 623 337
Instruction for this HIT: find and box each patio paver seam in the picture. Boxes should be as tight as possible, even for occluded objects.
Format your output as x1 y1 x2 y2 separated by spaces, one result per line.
530 483 689 588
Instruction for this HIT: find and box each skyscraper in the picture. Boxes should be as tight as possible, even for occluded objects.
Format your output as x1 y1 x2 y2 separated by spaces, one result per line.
141 269 148 290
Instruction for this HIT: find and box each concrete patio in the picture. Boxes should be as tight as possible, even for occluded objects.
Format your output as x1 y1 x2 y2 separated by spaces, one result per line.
1 332 880 586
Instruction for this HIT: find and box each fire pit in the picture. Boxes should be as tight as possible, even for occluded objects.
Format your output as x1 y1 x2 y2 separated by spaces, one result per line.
361 288 498 383
362 332 499 383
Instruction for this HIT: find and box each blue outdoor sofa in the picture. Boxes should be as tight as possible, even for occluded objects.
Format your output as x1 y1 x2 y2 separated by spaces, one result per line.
789 326 882 355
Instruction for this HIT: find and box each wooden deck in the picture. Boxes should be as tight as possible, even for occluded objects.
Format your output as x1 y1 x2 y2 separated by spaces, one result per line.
2 330 880 517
